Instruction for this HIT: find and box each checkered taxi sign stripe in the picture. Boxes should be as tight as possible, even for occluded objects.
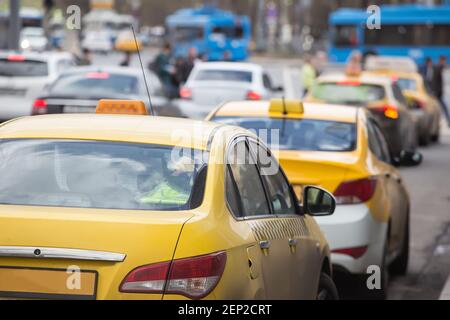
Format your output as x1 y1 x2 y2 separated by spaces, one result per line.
248 218 310 241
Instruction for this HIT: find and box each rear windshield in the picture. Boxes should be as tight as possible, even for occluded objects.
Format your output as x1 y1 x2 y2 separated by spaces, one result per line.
0 140 208 211
195 70 252 82
397 78 418 91
213 117 357 152
311 82 385 106
0 59 48 77
50 72 139 97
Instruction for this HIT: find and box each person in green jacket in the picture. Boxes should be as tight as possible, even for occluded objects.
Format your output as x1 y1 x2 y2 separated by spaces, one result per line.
301 55 317 96
139 156 194 207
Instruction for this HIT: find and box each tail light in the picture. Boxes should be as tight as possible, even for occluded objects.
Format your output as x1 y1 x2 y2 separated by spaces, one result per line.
373 105 399 120
32 99 48 115
120 251 226 299
332 246 368 259
179 87 192 99
334 178 377 204
7 54 25 62
246 91 262 101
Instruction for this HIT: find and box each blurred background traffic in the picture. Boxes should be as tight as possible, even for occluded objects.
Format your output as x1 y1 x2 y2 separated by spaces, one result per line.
1 0 450 300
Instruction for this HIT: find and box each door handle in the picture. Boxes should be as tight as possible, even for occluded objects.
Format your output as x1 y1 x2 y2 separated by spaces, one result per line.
259 240 270 250
288 238 298 247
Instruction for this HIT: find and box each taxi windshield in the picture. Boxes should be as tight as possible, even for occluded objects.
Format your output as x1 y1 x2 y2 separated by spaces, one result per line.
213 117 357 152
0 139 208 211
311 82 385 106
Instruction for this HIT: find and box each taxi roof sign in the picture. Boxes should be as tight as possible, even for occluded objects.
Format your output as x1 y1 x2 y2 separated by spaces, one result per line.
365 56 418 73
269 99 304 116
96 100 149 116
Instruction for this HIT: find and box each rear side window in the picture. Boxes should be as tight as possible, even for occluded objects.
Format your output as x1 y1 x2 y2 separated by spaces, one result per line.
397 78 418 91
249 141 296 216
0 59 48 77
392 83 408 105
195 70 253 82
311 82 385 105
50 72 139 97
226 140 270 218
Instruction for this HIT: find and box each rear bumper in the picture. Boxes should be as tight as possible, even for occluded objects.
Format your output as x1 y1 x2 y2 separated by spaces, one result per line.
0 97 33 121
314 204 388 274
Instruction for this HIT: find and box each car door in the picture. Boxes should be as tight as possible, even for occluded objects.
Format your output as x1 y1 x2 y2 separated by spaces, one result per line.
226 137 291 299
370 120 409 254
248 139 321 299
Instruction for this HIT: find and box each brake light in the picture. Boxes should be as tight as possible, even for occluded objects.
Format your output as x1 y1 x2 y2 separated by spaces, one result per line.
86 72 110 79
373 105 399 120
32 99 48 115
7 54 25 62
334 178 377 204
246 91 262 100
337 80 361 86
179 87 192 99
332 246 368 259
120 251 226 299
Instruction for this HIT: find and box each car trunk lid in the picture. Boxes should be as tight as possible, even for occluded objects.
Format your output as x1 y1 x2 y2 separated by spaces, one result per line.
0 205 193 300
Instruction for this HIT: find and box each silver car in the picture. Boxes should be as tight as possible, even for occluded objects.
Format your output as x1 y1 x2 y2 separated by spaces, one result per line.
175 62 283 119
0 51 76 121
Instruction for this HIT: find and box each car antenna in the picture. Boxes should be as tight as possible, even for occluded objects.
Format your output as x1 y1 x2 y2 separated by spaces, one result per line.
281 96 287 138
131 25 155 115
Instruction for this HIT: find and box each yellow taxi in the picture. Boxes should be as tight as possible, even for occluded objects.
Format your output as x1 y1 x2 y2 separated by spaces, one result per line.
207 99 411 299
115 30 142 52
364 56 441 145
305 71 421 165
0 100 338 300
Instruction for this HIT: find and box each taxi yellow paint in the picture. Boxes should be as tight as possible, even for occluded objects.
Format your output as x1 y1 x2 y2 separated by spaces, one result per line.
0 109 333 300
365 69 441 144
207 100 410 260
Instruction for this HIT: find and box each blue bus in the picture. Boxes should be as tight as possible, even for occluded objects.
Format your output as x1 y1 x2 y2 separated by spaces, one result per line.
329 5 450 64
165 6 251 61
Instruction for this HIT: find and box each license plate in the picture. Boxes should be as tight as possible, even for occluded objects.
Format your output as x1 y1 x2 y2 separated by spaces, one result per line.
64 106 96 113
0 267 98 300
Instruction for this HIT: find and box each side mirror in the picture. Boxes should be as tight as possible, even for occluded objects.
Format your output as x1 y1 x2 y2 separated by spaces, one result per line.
397 150 423 167
303 186 336 217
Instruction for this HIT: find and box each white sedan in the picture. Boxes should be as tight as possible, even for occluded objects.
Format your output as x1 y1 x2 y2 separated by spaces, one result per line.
0 51 76 121
175 62 283 119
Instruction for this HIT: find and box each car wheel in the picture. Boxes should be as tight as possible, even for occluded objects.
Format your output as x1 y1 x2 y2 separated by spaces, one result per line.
367 237 389 300
390 215 410 276
431 132 440 143
316 273 339 300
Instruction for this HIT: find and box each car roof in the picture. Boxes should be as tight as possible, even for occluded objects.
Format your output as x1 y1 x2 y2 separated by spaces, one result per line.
317 72 393 86
0 115 225 151
194 62 262 73
0 51 73 62
212 101 358 123
59 66 148 77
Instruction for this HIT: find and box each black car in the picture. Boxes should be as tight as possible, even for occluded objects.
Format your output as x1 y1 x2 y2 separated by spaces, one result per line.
32 66 169 116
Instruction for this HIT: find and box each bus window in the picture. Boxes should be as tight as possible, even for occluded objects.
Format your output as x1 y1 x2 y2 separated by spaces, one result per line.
333 25 358 47
365 24 450 46
212 26 244 39
172 26 204 42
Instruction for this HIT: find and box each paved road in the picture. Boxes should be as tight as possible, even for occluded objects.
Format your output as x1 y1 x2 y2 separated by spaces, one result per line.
97 50 450 299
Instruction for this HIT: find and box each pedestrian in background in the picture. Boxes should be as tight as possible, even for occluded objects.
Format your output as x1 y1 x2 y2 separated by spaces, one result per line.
119 52 132 67
175 47 198 85
78 48 92 66
434 55 450 127
301 54 317 96
150 43 176 98
421 57 434 91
